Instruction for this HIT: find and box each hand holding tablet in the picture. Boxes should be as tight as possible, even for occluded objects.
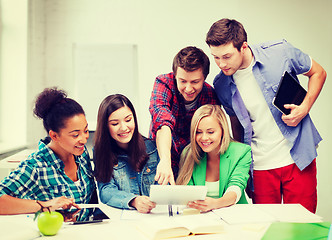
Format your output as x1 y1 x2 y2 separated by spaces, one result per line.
272 71 307 115
56 207 110 224
149 185 208 205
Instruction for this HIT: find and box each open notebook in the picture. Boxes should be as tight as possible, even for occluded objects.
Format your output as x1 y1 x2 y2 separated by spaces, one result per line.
135 213 224 240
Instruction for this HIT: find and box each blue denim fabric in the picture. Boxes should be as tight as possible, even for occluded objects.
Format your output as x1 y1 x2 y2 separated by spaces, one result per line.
98 139 159 209
213 39 322 173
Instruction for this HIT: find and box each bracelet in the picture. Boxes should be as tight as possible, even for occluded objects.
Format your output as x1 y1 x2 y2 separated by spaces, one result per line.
35 200 47 212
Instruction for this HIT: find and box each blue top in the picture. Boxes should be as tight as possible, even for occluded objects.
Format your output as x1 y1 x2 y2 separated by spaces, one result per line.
97 138 160 209
0 138 96 203
213 39 322 171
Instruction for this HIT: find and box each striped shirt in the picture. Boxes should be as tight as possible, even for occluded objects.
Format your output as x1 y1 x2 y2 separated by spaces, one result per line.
0 138 96 203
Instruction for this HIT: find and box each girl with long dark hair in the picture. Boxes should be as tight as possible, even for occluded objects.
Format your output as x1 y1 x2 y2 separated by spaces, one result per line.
94 94 159 213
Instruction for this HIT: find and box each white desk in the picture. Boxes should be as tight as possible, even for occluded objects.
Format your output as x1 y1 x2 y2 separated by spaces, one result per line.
0 149 35 181
0 150 326 239
0 204 325 240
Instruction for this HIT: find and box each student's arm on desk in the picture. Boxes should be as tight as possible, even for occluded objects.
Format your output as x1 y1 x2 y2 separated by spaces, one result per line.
188 144 251 212
155 125 175 185
188 191 237 213
98 180 156 213
0 195 79 215
130 196 156 214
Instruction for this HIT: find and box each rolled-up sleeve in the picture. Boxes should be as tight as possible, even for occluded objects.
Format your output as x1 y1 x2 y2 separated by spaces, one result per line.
283 40 312 74
97 180 136 210
0 164 38 199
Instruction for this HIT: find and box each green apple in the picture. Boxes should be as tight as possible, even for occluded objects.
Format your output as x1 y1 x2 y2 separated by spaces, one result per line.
37 211 64 236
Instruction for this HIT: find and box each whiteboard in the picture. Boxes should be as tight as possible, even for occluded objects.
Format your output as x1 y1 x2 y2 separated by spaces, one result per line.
73 44 138 130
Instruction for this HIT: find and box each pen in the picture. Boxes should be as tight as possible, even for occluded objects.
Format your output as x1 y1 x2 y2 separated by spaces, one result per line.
168 205 173 217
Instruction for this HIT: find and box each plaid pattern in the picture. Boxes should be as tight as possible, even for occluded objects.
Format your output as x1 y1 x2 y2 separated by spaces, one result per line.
149 72 219 174
0 138 96 204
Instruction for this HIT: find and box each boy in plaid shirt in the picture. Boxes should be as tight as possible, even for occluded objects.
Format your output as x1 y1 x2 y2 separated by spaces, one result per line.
149 46 219 185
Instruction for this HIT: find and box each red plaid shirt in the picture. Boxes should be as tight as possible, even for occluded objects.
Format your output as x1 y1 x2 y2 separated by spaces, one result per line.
149 72 219 175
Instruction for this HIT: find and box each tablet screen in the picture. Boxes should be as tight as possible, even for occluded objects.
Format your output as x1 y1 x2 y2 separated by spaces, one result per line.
150 185 207 205
56 207 110 224
272 71 307 115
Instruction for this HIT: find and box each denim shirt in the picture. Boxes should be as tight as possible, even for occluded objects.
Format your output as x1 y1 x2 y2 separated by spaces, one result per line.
213 39 322 172
98 139 159 209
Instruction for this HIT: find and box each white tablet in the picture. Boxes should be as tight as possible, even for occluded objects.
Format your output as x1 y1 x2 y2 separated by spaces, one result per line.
150 185 208 205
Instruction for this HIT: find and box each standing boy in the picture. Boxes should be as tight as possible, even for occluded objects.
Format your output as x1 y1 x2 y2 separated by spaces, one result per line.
149 46 219 185
206 18 326 213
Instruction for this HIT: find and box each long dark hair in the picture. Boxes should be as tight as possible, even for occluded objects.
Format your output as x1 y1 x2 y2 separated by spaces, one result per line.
93 94 148 183
33 87 85 133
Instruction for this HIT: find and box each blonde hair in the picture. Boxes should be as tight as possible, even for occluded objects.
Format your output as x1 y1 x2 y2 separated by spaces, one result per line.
176 104 231 185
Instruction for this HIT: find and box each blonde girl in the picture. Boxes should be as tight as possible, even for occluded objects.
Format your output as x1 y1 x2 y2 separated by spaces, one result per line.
177 104 251 212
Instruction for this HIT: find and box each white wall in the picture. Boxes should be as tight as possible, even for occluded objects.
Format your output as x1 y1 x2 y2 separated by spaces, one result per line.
0 0 27 151
27 0 331 220
27 0 46 149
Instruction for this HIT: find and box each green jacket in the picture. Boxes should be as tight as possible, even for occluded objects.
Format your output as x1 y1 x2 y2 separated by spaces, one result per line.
188 142 251 204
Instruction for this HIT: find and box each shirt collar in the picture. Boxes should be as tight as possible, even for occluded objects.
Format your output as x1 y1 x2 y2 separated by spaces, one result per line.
37 137 66 169
249 44 264 66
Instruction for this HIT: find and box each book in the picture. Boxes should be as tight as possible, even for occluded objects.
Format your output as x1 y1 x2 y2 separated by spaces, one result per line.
135 213 224 240
328 223 332 240
262 222 331 240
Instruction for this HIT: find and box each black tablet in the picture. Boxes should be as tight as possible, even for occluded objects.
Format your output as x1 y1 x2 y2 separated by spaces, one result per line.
56 207 110 224
272 71 307 115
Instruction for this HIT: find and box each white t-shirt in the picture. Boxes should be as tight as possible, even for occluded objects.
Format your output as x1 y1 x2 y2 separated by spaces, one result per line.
205 181 241 204
233 59 294 170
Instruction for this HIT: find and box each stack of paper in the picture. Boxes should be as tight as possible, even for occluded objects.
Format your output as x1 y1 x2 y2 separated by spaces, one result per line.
213 204 276 224
213 204 323 225
255 204 323 223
